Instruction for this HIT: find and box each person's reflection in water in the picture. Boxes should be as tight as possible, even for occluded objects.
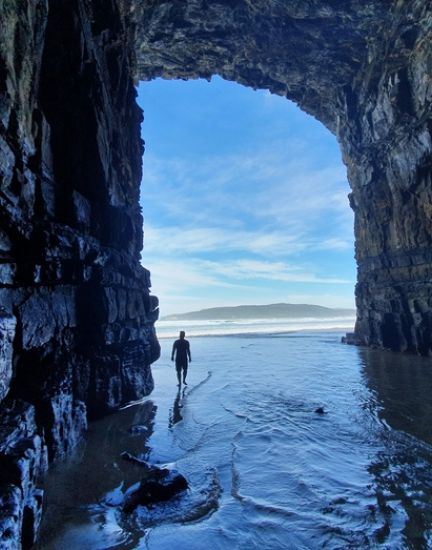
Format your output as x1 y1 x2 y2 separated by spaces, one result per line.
169 387 186 428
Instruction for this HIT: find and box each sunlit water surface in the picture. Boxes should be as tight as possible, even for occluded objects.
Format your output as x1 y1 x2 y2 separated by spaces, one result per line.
38 330 432 549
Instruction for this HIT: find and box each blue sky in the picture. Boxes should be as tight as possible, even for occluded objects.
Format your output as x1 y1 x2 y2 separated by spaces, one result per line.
137 77 356 316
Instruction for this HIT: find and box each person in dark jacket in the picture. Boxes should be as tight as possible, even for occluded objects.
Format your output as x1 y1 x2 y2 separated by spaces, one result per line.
171 331 191 386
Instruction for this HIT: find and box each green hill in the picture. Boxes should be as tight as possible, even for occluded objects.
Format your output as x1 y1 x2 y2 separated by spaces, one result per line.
161 303 355 321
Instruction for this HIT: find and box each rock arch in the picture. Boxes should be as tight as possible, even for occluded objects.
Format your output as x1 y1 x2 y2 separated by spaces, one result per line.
132 0 432 355
0 0 430 546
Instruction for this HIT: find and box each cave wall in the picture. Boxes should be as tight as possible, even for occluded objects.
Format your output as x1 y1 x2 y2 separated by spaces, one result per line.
342 1 432 354
132 0 432 353
0 1 159 547
0 0 431 547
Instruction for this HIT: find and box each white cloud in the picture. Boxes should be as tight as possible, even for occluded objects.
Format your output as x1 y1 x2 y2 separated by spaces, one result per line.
146 259 235 292
143 257 353 297
143 224 306 257
144 221 354 261
198 259 353 284
317 237 354 251
141 144 353 243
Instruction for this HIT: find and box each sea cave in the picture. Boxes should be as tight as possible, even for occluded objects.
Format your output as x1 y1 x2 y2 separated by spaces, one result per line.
0 0 431 547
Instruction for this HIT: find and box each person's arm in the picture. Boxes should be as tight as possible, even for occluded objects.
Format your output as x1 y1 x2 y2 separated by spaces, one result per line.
187 341 191 362
171 341 176 361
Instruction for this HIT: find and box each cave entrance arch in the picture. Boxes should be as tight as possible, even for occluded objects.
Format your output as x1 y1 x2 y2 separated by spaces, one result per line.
137 76 356 320
132 0 432 354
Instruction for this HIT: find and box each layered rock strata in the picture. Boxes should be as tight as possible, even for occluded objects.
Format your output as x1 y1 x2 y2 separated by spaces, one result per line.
0 0 159 547
0 0 431 548
132 0 432 353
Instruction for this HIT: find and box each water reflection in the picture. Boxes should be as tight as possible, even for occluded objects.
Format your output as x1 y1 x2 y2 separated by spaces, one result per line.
37 400 156 548
37 338 432 550
359 347 432 549
359 347 432 444
169 388 186 428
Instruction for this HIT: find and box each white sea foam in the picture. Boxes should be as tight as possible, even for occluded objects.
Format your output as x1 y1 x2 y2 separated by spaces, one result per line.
155 316 356 338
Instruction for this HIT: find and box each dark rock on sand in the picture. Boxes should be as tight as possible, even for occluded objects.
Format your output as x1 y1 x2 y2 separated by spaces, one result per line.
122 468 188 513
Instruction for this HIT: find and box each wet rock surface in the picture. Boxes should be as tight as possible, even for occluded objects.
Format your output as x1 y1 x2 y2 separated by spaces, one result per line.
0 312 15 402
0 399 48 550
0 0 431 547
121 460 189 514
0 0 159 546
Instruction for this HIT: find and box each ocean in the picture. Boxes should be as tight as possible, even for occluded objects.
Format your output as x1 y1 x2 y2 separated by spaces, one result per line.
38 319 432 549
154 316 356 338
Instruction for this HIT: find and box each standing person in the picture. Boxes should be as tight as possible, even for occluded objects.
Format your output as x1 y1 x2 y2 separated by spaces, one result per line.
171 331 191 386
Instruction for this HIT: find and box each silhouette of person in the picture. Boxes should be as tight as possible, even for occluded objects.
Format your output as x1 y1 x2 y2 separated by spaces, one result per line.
171 330 191 386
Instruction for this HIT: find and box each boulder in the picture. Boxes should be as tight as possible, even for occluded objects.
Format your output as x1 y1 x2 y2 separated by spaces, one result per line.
122 465 188 513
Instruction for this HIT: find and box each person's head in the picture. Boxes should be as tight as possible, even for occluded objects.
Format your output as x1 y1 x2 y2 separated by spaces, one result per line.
179 331 185 339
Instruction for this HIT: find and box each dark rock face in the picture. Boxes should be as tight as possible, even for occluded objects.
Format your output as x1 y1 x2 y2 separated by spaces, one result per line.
0 0 430 546
131 0 432 353
0 399 48 550
0 0 159 546
0 312 15 402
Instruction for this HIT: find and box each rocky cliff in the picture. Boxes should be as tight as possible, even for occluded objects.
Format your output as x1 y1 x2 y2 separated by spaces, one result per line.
0 1 159 547
0 0 431 547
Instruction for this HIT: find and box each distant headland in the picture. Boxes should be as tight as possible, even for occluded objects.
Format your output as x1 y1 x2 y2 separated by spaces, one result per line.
161 303 356 321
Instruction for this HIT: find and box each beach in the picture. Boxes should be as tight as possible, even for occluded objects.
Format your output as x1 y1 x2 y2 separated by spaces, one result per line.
38 324 432 549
